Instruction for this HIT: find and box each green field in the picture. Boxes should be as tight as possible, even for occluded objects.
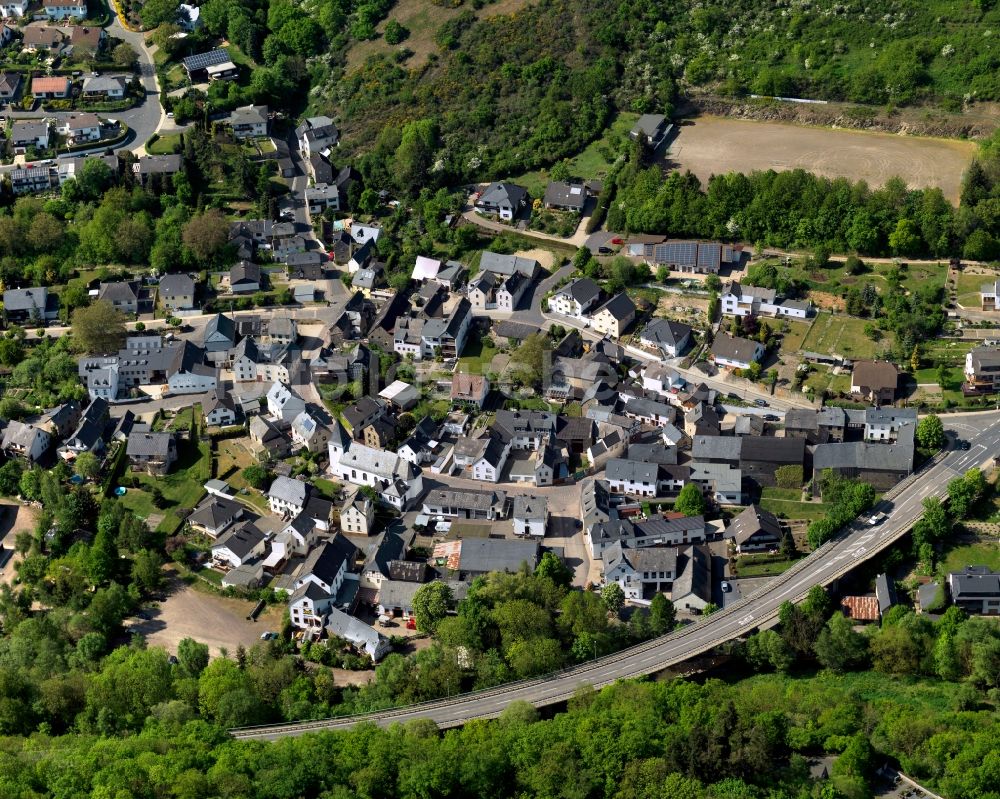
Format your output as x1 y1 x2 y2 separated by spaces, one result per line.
953 272 996 308
759 496 832 522
510 111 638 197
146 132 183 155
939 542 1000 579
734 554 801 578
800 311 891 360
457 335 498 374
777 319 812 353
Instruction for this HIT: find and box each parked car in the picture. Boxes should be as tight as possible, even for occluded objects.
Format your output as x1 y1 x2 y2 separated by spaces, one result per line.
754 398 768 407
721 581 732 593
259 631 278 640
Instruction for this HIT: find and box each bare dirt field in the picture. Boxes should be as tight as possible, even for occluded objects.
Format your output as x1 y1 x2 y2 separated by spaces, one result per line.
515 248 555 270
128 569 285 657
670 116 977 204
0 501 37 586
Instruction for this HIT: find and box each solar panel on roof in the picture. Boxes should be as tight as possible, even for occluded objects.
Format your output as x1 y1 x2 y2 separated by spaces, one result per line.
663 241 697 267
696 243 722 269
183 48 230 71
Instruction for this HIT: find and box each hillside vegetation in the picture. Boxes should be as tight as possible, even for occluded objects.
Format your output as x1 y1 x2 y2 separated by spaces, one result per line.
316 0 1000 184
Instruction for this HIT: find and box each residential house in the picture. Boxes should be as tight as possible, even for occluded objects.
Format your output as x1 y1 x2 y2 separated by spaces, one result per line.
328 423 425 511
97 281 140 314
202 385 238 427
287 252 324 280
850 361 899 405
291 410 330 453
341 396 385 439
550 277 602 317
267 381 307 423
229 261 261 294
9 166 54 195
36 401 82 440
721 282 811 319
295 116 338 158
133 154 182 185
1 421 50 464
495 272 528 311
248 415 291 459
3 287 56 323
471 435 511 483
421 298 472 359
947 566 1000 615
396 417 440 466
435 537 540 580
56 153 118 186
211 522 266 570
42 0 87 20
57 398 108 460
182 48 233 80
0 0 28 18
739 436 805 489
347 240 373 274
0 72 23 101
341 488 374 535
542 181 589 212
450 373 489 408
980 280 999 312
268 475 309 517
31 76 71 99
478 250 540 279
640 318 692 358
325 607 391 662
591 293 636 337
629 113 671 148
689 461 744 505
224 104 268 139
864 408 917 444
66 24 105 56
963 346 1000 395
711 333 764 370
422 487 508 521
305 183 340 214
56 113 101 144
586 515 706 559
359 530 412 589
783 407 847 445
202 312 236 354
813 442 914 492
475 181 528 221
641 240 739 275
307 152 334 184
727 505 783 554
361 417 395 449
671 545 713 611
512 495 548 538
9 120 49 151
603 543 677 601
82 74 127 99
188 495 244 538
605 458 680 497
126 432 176 475
158 273 196 311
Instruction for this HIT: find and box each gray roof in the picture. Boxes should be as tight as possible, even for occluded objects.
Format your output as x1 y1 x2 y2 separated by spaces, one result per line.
477 181 528 210
672 545 712 603
2 421 47 451
605 543 678 576
213 521 264 558
268 475 308 507
641 318 691 348
605 458 659 485
458 538 539 574
865 408 918 425
424 487 506 514
726 505 782 546
740 436 805 465
493 320 539 340
3 287 49 314
712 333 761 364
135 154 182 175
231 261 261 285
813 441 914 472
301 536 355 585
623 396 675 422
204 312 236 343
10 120 48 140
378 579 423 609
363 530 412 578
98 281 139 304
513 494 547 521
542 181 587 210
595 292 635 321
159 273 195 298
324 606 386 656
692 435 742 462
126 431 173 460
478 251 538 278
625 442 677 465
227 104 267 127
948 566 1000 600
632 113 667 138
875 573 896 615
559 277 601 306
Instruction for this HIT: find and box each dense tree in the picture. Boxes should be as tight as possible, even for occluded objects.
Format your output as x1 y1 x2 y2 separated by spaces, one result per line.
412 581 453 633
674 483 706 517
70 301 127 354
916 414 945 450
814 612 868 672
181 209 229 262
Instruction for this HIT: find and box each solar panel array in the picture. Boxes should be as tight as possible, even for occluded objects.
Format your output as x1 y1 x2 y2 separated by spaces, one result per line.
182 48 230 71
696 243 722 270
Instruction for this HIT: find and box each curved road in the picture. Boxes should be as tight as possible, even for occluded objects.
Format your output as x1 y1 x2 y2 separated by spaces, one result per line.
231 413 1000 740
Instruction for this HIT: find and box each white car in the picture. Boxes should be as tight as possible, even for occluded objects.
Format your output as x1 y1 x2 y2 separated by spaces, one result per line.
868 512 887 527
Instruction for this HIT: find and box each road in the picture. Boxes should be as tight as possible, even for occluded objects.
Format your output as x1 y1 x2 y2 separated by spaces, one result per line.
230 411 1000 740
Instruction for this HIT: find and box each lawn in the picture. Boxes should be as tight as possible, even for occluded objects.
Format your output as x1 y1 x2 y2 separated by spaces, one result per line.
777 319 813 353
118 437 210 526
952 271 996 308
759 496 832 522
800 311 892 360
313 479 343 501
146 132 183 155
734 554 801 578
509 111 638 197
761 487 804 502
215 438 255 490
938 542 1000 579
803 366 852 397
913 365 964 389
457 335 498 375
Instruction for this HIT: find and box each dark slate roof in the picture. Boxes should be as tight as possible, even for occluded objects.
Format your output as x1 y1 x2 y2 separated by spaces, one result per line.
739 436 805 465
642 318 691 347
301 536 356 585
673 544 712 602
813 441 914 472
231 261 261 285
595 292 635 321
561 277 601 306
126 431 173 460
189 495 243 530
159 273 195 298
726 505 782 546
204 312 236 344
214 521 264 558
542 181 587 210
458 537 539 574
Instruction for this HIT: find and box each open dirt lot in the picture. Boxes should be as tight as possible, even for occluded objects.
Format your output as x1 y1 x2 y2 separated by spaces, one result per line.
670 116 977 204
0 501 37 586
514 248 556 270
127 569 285 658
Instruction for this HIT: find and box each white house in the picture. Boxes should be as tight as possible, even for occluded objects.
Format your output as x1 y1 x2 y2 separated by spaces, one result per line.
0 0 29 18
266 381 307 422
224 104 268 139
863 408 917 444
1 421 51 464
512 495 548 538
328 423 424 511
291 410 330 453
549 278 601 318
211 522 266 569
341 487 374 535
602 542 677 601
42 0 87 19
711 333 764 370
305 182 340 214
721 282 811 320
57 113 101 144
267 475 309 517
640 318 692 358
471 435 511 483
641 363 684 396
475 181 528 221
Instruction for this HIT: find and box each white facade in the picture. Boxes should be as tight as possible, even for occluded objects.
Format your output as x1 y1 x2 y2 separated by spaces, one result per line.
44 0 87 19
0 0 29 18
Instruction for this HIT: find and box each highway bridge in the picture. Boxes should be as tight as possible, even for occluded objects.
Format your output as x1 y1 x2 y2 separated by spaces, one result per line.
231 413 1000 741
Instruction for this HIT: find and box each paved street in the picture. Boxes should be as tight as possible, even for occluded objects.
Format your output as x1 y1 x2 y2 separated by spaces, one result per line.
232 411 1000 739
